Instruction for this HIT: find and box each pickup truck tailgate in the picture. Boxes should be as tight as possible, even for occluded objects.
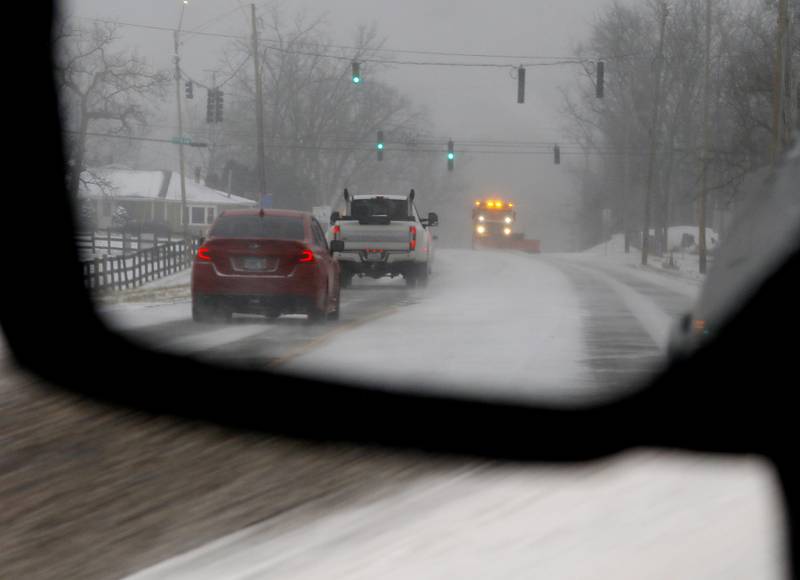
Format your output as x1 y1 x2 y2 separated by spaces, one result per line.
339 222 412 251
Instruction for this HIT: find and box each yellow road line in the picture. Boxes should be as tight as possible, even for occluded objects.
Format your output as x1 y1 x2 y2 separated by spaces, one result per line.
269 305 401 368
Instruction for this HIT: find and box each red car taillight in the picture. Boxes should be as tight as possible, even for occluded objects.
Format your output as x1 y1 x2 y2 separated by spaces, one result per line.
197 245 212 261
299 249 315 263
409 226 417 251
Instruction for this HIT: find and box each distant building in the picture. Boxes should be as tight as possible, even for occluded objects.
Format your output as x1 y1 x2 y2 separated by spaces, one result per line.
77 167 257 234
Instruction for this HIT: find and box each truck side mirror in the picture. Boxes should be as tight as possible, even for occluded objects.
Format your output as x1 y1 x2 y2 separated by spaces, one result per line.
330 211 340 225
330 240 345 253
428 212 439 226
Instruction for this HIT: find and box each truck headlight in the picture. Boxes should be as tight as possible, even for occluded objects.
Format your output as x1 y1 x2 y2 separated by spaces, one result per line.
476 225 486 235
504 216 512 224
503 227 512 236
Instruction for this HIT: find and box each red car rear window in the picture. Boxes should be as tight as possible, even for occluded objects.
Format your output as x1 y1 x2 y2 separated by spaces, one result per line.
209 215 305 240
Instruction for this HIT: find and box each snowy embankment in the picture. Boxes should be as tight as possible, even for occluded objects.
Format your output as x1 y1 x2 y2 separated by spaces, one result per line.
572 228 712 297
127 451 783 580
285 249 592 403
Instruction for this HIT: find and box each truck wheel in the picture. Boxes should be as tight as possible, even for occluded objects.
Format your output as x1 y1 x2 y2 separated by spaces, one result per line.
341 272 354 288
405 271 417 287
416 263 429 286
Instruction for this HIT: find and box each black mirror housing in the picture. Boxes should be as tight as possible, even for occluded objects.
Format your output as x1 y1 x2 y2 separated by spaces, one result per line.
428 212 439 226
330 240 345 253
330 211 341 225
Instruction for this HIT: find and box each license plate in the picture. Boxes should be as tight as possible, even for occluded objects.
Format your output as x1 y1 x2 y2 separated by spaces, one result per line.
243 257 268 270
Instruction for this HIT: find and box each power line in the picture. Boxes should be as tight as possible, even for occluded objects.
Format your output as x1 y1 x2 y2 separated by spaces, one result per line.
68 130 208 147
78 16 639 66
73 129 645 156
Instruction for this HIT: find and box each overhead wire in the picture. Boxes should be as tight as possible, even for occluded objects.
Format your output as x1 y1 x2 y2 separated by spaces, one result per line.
78 16 639 67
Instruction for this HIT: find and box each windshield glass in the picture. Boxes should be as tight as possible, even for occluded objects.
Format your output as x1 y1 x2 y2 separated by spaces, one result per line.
209 215 305 240
350 198 410 221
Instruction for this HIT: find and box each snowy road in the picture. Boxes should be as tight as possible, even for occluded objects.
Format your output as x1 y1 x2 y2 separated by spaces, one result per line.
102 248 698 404
103 249 782 579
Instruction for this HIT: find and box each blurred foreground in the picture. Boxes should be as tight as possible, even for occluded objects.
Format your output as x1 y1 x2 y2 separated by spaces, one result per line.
0 333 786 579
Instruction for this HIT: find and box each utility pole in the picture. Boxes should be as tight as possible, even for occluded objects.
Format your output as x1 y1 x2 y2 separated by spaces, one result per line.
699 0 712 274
251 3 267 204
623 115 632 253
771 0 791 164
173 29 188 240
642 2 668 266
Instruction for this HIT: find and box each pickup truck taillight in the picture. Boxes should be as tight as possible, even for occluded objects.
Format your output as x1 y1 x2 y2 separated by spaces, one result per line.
332 225 341 239
409 226 417 251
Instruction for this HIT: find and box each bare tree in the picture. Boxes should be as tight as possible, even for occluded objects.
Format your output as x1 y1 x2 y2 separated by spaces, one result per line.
218 10 435 209
54 19 170 196
561 0 793 252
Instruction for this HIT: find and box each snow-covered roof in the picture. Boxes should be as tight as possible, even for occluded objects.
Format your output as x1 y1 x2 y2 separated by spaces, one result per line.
78 168 256 207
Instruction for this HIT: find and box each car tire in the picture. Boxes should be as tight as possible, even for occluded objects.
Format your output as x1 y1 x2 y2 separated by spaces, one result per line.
192 300 213 323
307 292 328 324
328 286 341 321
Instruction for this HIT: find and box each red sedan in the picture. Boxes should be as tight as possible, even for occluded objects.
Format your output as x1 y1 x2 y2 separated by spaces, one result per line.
192 209 342 323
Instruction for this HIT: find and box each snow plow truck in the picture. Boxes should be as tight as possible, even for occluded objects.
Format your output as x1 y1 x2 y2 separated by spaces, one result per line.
471 198 540 253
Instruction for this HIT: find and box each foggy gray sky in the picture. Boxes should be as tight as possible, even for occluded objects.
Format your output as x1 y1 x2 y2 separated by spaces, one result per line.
62 0 612 250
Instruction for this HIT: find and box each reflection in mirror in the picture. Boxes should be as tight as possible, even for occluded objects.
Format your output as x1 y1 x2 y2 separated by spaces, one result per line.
59 0 798 409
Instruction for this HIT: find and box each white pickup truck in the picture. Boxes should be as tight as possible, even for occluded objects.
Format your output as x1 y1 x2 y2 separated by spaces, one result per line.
328 189 438 287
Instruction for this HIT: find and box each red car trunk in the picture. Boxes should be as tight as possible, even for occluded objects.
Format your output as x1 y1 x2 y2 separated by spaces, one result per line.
202 238 311 277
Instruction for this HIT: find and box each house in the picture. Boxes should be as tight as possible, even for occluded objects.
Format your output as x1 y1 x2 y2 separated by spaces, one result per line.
77 166 257 234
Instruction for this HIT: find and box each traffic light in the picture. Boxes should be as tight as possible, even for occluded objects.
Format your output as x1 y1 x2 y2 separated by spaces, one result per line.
554 144 561 165
351 61 361 84
185 80 193 99
596 60 605 99
447 140 455 171
215 89 224 122
517 66 526 104
377 130 384 161
206 88 215 123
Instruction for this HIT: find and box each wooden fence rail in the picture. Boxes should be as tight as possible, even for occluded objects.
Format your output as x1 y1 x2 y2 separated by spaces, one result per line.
82 237 201 292
75 230 188 257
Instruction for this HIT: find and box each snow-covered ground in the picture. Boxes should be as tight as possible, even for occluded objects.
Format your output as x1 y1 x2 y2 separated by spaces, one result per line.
284 249 592 403
581 228 715 288
128 451 784 580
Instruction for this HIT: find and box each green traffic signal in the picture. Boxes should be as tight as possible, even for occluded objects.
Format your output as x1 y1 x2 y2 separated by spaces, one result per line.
447 152 455 160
